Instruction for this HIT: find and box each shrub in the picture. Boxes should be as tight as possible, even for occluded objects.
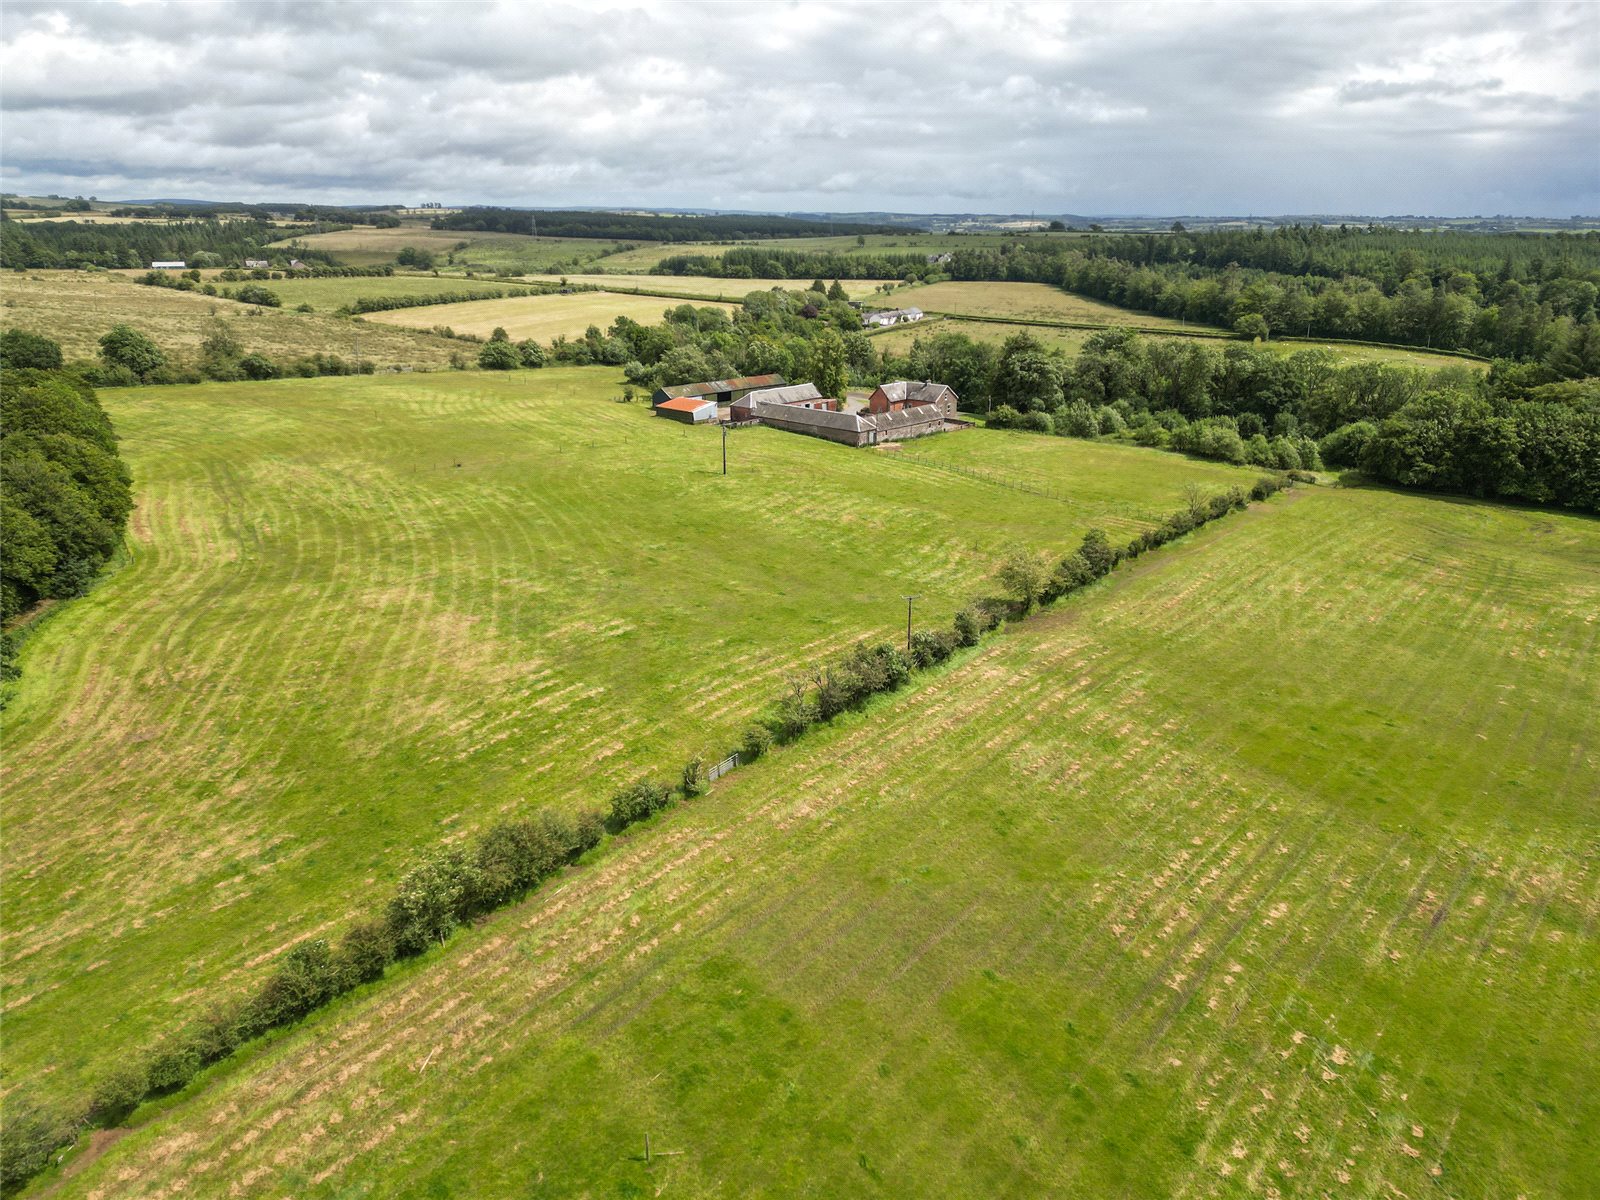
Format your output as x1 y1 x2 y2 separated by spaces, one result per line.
681 757 705 799
987 404 1022 429
1077 527 1117 578
1053 550 1094 594
144 1034 203 1094
517 339 546 368
233 284 281 308
1319 421 1376 468
772 679 818 742
88 1059 148 1125
996 548 1050 612
248 940 337 1031
386 848 480 954
1096 404 1127 435
574 810 606 854
1287 469 1317 484
0 1092 75 1191
1019 409 1055 435
477 339 521 370
0 328 63 370
909 628 955 669
238 353 278 380
608 779 672 829
952 606 983 647
740 724 773 761
472 819 549 907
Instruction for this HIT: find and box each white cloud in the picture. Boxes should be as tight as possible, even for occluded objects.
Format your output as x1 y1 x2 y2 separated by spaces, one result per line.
0 0 1594 214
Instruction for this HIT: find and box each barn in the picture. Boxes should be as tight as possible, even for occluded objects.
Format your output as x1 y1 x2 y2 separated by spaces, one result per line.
731 382 827 422
867 380 959 419
654 396 719 424
651 374 787 410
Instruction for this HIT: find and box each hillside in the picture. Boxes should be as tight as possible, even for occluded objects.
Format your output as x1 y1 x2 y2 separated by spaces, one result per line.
0 369 1258 1109
41 481 1600 1198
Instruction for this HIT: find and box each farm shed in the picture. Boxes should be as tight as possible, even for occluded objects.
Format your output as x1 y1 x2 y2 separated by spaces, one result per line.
732 382 826 422
243 258 269 269
751 399 948 446
150 260 186 270
652 374 786 410
654 396 719 424
868 380 959 419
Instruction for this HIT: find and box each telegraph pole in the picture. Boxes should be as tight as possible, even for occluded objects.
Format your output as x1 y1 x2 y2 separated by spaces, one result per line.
902 594 919 651
721 422 728 475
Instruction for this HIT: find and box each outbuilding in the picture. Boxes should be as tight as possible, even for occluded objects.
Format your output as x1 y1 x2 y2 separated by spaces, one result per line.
150 260 186 270
654 396 719 424
731 381 826 422
651 374 787 410
868 380 959 419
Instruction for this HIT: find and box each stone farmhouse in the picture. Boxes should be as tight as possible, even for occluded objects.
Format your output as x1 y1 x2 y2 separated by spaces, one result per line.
860 307 925 328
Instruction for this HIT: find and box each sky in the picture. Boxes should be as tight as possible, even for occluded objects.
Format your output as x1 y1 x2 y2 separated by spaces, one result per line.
1 0 1596 217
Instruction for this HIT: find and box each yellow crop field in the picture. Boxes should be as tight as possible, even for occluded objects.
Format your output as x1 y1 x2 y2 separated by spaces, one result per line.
897 281 1201 329
362 290 736 341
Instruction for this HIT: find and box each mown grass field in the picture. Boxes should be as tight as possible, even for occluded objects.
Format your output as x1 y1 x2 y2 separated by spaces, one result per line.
0 271 465 368
544 273 891 300
360 291 738 341
45 484 1599 1198
870 316 1486 372
897 281 1206 330
257 273 544 312
272 225 628 272
0 368 1259 1111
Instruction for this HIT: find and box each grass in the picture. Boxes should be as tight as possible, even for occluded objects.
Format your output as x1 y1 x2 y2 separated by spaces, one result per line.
538 273 891 300
895 280 1207 331
583 231 1089 271
0 270 466 368
43 482 1600 1198
271 225 631 271
0 368 1259 1110
360 291 738 341
870 316 1487 372
256 273 545 312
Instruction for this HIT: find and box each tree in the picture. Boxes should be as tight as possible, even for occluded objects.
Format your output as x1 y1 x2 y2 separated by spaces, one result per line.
477 339 520 370
1234 313 1270 342
0 329 62 370
811 327 848 399
396 246 435 269
992 332 1064 411
98 324 165 380
234 283 281 308
996 548 1049 613
827 280 847 302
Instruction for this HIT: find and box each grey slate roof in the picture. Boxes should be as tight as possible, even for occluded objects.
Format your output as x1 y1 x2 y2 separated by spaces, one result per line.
741 382 823 406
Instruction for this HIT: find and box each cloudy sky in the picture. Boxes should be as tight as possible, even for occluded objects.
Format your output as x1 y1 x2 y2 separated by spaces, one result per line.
1 0 1595 216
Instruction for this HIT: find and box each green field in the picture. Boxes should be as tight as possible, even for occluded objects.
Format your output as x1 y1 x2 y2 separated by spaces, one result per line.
896 280 1205 331
258 273 546 312
269 225 628 272
40 480 1599 1198
0 271 465 368
583 230 1087 271
544 273 891 301
0 369 1261 1111
361 290 739 341
871 316 1487 372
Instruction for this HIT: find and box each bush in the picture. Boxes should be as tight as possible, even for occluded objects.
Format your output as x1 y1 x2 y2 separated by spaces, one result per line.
1077 528 1117 578
574 810 606 854
740 724 773 761
909 628 955 669
1018 409 1055 434
247 940 337 1032
608 779 672 829
517 339 546 368
238 352 279 380
987 404 1022 429
952 606 983 647
88 1058 148 1124
681 757 705 799
385 849 480 955
0 328 63 370
477 339 520 370
234 284 281 308
0 1092 75 1191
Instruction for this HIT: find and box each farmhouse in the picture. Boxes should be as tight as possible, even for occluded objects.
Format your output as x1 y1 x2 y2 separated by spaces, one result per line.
653 396 719 424
861 306 924 328
868 380 959 419
651 374 786 410
150 260 186 270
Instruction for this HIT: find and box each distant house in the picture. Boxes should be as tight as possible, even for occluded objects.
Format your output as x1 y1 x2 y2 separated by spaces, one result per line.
867 380 959 420
288 259 307 270
651 374 786 410
654 396 719 424
243 258 269 269
926 252 953 264
861 307 924 328
731 381 826 422
150 260 186 270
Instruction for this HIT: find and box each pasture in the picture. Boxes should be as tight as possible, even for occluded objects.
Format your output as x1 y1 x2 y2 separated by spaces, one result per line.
251 273 544 312
897 280 1207 330
272 225 627 272
46 483 1600 1198
870 316 1487 372
546 273 892 300
0 270 464 368
584 230 1087 271
0 368 1259 1108
360 290 739 342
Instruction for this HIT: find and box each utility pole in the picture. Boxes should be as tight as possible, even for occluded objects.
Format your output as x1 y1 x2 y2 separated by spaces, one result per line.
721 422 728 475
902 594 919 651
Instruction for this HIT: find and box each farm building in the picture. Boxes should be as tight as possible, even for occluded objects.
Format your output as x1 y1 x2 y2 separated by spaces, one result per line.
752 397 949 447
652 374 786 410
654 396 719 424
731 382 829 422
861 307 924 328
288 259 308 270
868 380 959 419
150 260 186 270
243 258 269 269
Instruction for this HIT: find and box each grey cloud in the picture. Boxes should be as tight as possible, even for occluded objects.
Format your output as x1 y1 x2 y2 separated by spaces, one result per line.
1 0 1595 214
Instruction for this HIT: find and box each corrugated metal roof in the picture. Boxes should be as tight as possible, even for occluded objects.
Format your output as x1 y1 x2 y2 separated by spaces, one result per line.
659 374 785 400
656 396 718 413
741 382 823 406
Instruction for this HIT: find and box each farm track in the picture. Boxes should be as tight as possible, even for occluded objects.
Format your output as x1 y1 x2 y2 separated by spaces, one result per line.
48 483 1600 1199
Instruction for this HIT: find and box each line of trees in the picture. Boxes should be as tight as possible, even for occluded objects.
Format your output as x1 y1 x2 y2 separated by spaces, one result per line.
921 326 1598 511
429 208 900 241
656 245 932 281
0 215 343 270
0 331 134 684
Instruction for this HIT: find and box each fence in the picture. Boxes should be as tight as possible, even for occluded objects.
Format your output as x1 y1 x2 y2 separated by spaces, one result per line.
707 752 740 782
